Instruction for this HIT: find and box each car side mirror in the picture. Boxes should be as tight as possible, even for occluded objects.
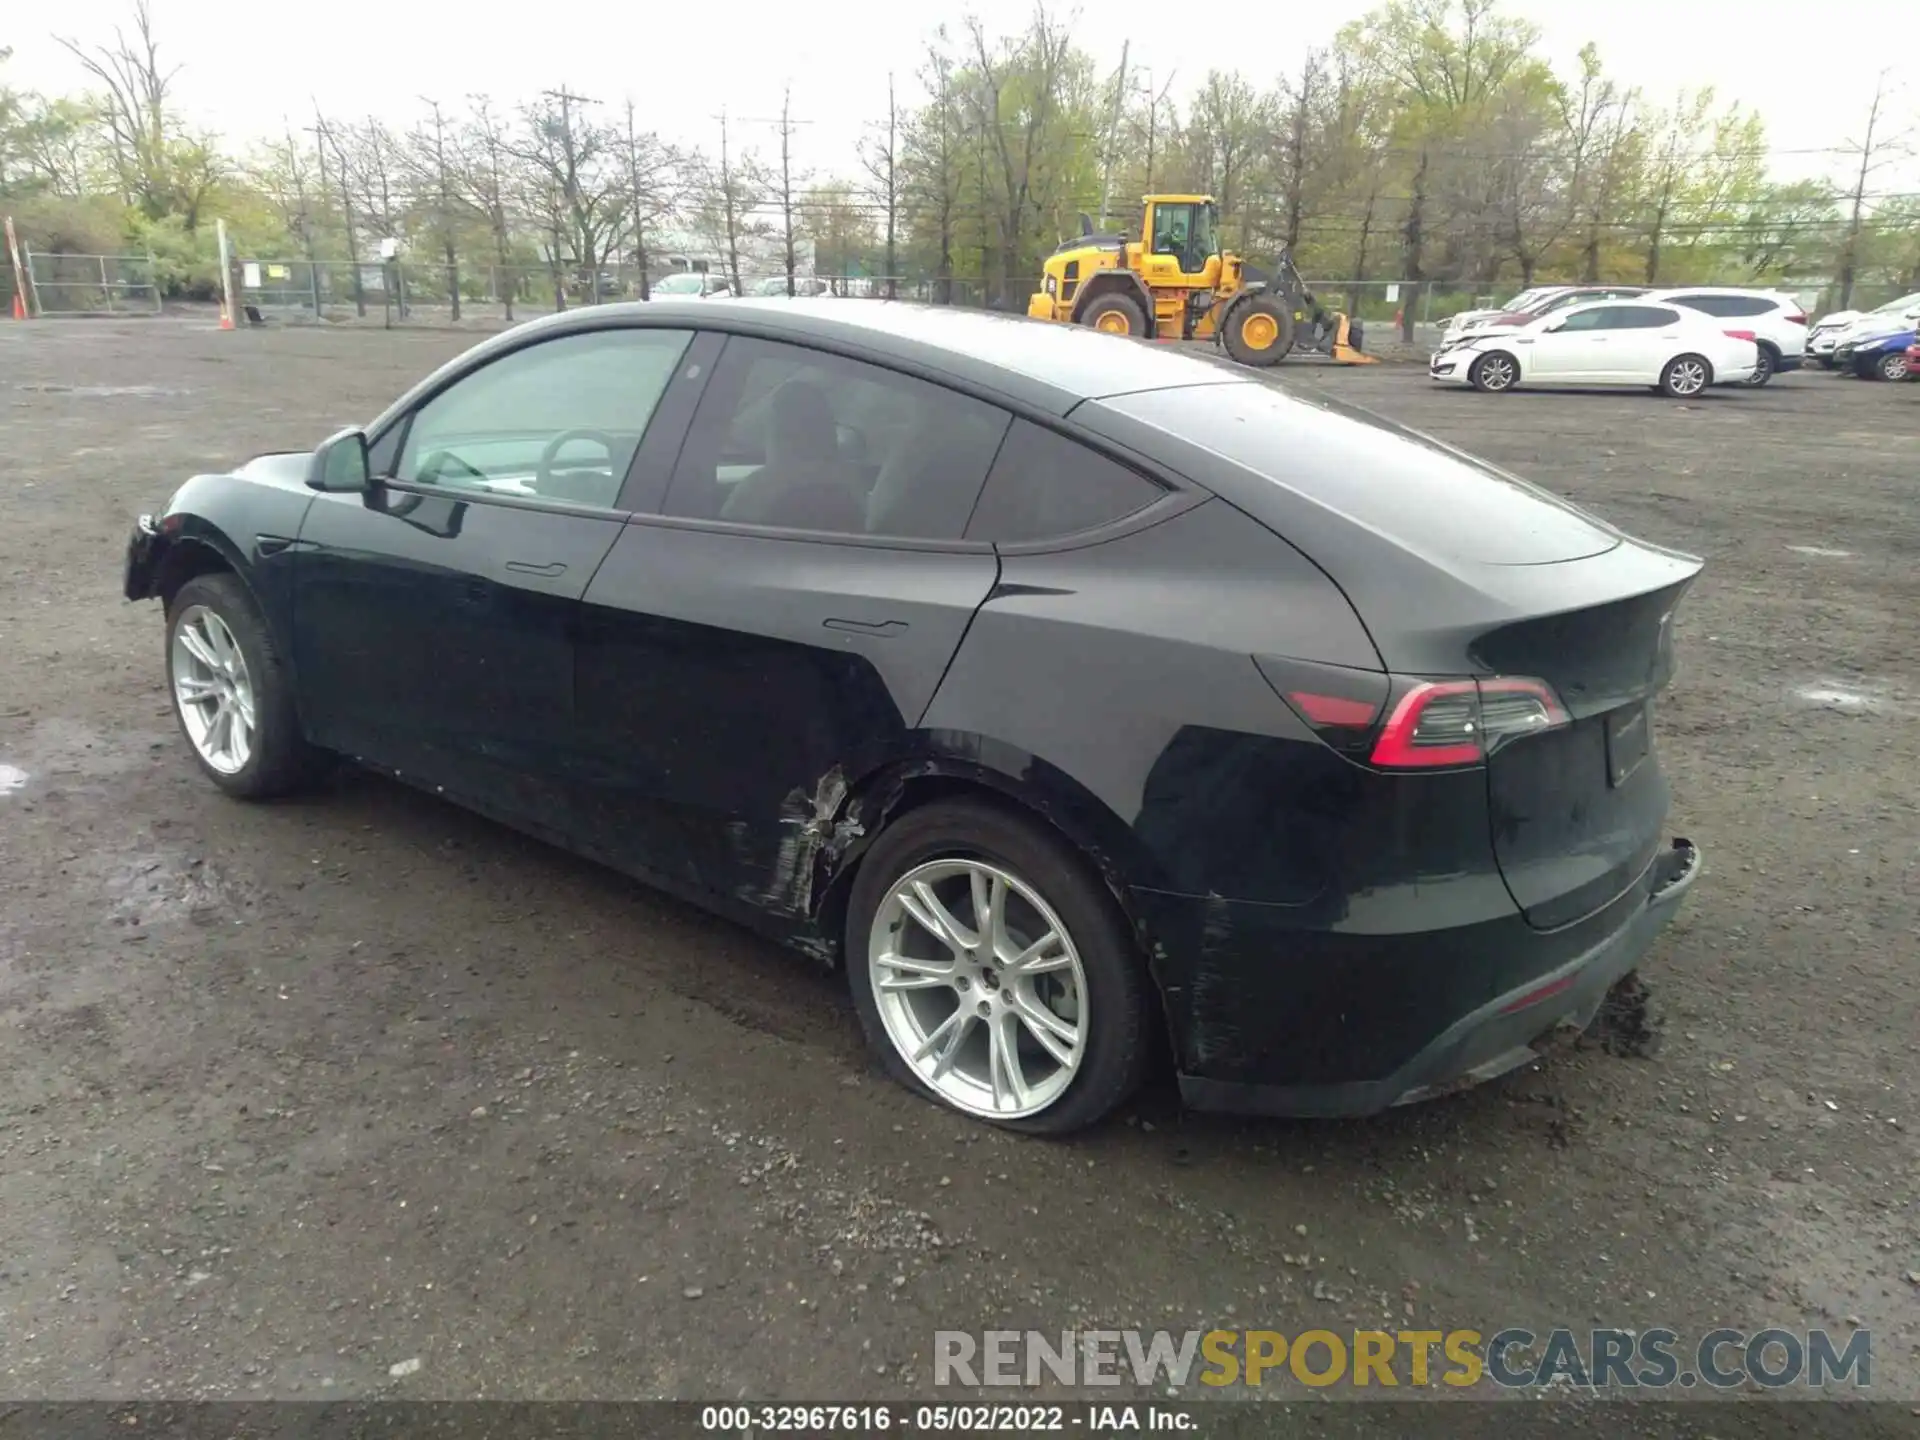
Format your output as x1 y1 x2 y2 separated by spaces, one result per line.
1541 318 1565 333
308 428 370 493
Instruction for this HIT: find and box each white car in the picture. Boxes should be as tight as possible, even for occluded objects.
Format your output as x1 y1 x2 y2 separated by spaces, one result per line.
1440 286 1568 340
1641 288 1807 386
649 272 735 299
1430 297 1758 396
1809 292 1920 365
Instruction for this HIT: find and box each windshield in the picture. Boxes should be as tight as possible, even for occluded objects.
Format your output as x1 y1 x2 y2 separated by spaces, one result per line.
654 273 705 295
1872 292 1920 314
1505 288 1552 311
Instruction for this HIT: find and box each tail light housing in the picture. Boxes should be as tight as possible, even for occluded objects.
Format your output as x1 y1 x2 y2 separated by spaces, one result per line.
1724 329 1756 343
1258 659 1568 770
1785 312 1807 325
1368 678 1568 769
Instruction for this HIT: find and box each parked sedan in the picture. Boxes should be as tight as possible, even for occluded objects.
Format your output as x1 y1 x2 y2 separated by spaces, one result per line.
123 300 1701 1133
1432 298 1758 395
1832 326 1916 380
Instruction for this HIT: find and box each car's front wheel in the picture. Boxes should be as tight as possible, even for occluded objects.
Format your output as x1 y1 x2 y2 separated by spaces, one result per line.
1659 354 1711 398
1468 351 1519 392
846 798 1151 1134
166 572 325 799
1876 350 1910 382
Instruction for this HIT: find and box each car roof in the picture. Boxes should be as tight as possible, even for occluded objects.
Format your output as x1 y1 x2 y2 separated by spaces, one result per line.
1644 286 1792 300
458 297 1253 416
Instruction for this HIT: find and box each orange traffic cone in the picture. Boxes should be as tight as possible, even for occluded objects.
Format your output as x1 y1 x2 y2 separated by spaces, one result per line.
218 303 234 331
9 292 23 320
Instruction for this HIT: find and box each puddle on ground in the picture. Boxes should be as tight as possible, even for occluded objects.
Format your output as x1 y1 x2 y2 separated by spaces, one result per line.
1794 684 1885 714
1785 545 1854 558
0 763 26 795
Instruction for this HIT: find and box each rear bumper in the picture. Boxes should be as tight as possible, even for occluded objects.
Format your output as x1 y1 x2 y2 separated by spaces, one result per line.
1154 838 1702 1119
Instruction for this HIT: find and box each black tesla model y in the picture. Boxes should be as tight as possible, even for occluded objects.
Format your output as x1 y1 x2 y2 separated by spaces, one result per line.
124 299 1702 1132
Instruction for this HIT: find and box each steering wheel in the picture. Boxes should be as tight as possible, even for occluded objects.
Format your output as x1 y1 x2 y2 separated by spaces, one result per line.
536 429 621 500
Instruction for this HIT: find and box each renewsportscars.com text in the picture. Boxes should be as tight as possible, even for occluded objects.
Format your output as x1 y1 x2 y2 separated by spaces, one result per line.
932 1327 1871 1391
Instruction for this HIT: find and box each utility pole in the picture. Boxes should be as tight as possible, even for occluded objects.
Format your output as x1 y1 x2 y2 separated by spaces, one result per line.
1141 67 1175 198
1096 40 1130 231
713 107 745 298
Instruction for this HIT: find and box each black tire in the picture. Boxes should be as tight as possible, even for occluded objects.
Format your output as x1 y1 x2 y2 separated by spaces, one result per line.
1659 353 1712 398
1876 350 1910 382
1221 295 1295 367
1468 350 1520 393
1079 292 1149 339
164 572 327 799
845 797 1153 1135
1745 344 1777 386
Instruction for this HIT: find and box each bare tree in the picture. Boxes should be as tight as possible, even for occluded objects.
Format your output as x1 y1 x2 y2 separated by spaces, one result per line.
1835 71 1910 309
903 38 964 303
454 97 520 319
699 108 764 297
56 0 177 217
964 8 1077 304
860 73 902 298
775 88 804 294
620 100 673 300
312 111 366 316
509 88 626 306
412 99 462 319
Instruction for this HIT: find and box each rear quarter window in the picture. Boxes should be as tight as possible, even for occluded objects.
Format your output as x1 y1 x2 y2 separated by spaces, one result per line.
964 421 1166 544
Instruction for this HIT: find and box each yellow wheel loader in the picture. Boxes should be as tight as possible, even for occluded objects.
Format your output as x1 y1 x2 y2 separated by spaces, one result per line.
1026 194 1376 367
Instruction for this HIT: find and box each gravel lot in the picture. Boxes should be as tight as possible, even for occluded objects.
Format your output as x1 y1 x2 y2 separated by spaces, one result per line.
1 317 1916 1431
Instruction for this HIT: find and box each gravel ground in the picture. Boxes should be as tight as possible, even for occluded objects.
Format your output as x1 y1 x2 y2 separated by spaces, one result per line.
0 316 1916 1432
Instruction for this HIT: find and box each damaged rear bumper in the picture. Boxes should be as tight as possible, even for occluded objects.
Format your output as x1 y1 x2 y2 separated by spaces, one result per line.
1151 838 1702 1119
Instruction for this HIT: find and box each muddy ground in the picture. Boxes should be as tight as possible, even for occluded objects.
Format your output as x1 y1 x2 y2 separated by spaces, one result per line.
0 317 1916 1433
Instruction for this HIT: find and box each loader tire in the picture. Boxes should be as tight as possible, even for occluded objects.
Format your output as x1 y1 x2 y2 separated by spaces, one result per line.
1080 294 1149 338
1223 296 1295 367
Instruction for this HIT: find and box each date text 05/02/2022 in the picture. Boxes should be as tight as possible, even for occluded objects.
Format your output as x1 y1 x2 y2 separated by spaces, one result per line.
699 1404 1192 1432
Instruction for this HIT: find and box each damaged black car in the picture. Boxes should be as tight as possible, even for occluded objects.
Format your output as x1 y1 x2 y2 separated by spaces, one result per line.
122 298 1702 1133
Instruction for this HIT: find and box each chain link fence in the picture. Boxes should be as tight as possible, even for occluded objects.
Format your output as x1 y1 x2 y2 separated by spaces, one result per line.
21 251 162 316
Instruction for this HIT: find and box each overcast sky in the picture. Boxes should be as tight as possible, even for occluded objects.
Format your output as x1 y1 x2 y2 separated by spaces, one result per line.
7 0 1914 192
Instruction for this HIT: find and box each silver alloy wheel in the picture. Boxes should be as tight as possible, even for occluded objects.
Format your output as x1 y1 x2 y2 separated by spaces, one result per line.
1745 350 1774 385
868 858 1088 1120
1880 352 1909 381
1475 353 1517 391
170 604 256 775
1668 357 1708 395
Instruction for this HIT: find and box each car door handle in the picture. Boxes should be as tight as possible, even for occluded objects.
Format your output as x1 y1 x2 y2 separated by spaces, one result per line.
823 617 909 637
504 560 567 578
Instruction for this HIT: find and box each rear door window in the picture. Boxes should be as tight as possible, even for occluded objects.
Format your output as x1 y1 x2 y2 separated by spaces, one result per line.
964 421 1167 544
661 336 1010 539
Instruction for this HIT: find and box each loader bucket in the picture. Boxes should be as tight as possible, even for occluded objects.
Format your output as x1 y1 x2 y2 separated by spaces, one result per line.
1330 314 1379 365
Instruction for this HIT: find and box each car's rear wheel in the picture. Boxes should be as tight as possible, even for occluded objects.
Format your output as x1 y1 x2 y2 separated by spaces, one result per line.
1876 351 1910 382
846 799 1151 1134
1745 344 1777 386
166 573 325 799
1469 351 1519 392
1659 354 1711 398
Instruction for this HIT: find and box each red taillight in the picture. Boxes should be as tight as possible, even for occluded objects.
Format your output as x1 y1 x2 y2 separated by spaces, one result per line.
1368 677 1569 770
1724 329 1756 343
1786 312 1808 325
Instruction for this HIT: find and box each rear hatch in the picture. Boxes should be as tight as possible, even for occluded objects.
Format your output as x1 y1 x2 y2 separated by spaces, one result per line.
1472 573 1693 928
1072 380 1702 931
